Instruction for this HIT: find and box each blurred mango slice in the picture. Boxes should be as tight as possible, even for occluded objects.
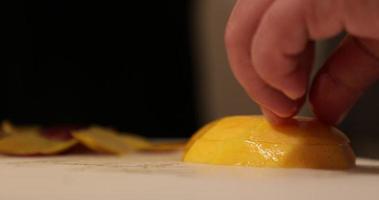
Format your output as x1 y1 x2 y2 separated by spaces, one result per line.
147 141 186 152
1 120 40 135
72 127 184 154
0 121 185 156
120 134 154 150
42 126 82 141
183 115 356 169
72 127 132 154
0 132 77 156
120 135 185 152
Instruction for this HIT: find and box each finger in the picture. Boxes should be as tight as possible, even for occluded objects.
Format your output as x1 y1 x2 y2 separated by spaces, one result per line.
251 0 379 100
225 0 299 118
261 107 288 124
251 0 379 122
342 0 379 39
310 36 379 124
251 0 344 101
262 91 307 124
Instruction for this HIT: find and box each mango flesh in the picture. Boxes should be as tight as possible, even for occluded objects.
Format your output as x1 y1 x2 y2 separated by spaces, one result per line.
72 126 184 154
183 116 356 169
1 120 41 136
184 120 219 153
120 134 154 150
0 121 185 156
72 127 134 154
148 141 186 152
0 132 77 155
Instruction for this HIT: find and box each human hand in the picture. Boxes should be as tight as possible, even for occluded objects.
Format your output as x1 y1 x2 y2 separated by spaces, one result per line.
225 0 379 124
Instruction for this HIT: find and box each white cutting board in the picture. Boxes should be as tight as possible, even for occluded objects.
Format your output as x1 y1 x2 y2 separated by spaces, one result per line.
0 152 378 200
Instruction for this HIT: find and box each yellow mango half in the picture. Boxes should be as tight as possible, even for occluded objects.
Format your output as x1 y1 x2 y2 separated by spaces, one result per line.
0 133 77 155
184 120 219 153
183 116 356 169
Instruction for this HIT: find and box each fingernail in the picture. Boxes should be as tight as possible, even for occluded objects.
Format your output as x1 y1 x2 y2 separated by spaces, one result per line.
262 108 285 125
275 103 299 118
262 107 297 125
284 87 306 100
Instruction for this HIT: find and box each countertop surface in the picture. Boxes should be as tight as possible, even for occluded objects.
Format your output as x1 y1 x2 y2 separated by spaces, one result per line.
1 152 378 200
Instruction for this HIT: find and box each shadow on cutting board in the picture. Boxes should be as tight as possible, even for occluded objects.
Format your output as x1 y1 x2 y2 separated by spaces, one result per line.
352 162 379 175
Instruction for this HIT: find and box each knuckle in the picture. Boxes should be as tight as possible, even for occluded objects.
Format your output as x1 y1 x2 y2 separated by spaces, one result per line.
342 0 379 38
224 26 236 49
303 0 344 39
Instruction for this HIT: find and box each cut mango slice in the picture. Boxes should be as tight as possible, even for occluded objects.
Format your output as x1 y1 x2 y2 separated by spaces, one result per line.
120 134 154 150
0 132 77 155
121 135 185 152
121 133 185 152
183 115 356 169
42 126 82 141
72 126 132 154
72 127 184 154
146 141 186 152
1 120 40 135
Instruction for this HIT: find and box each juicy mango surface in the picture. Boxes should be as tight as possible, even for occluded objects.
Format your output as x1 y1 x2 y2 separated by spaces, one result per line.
183 116 355 169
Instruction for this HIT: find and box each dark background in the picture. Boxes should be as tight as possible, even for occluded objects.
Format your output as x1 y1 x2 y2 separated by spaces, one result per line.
3 1 198 138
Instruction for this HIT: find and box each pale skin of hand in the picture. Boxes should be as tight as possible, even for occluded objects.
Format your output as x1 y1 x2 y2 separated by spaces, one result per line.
225 0 379 124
